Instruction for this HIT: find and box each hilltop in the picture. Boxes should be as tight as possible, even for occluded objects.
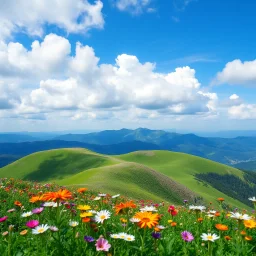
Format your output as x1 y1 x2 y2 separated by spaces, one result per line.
1 148 255 209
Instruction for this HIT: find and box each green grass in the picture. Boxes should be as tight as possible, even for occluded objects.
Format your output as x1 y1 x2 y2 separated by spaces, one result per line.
0 148 117 181
0 148 250 208
117 151 248 209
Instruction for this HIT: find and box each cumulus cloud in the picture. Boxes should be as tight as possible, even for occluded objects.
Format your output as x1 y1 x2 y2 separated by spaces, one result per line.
0 34 70 80
229 94 239 100
215 59 256 85
0 34 217 121
228 104 256 120
113 0 153 14
0 0 104 40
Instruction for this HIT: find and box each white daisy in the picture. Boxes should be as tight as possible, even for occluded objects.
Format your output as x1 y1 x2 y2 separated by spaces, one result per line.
140 206 157 212
88 210 97 214
112 194 120 199
208 210 217 214
69 220 79 227
130 218 140 223
110 234 120 239
32 224 49 235
155 225 166 230
189 205 206 212
21 211 33 217
124 234 135 241
118 232 128 239
249 197 256 202
201 233 219 242
206 214 215 218
43 202 58 207
230 212 251 220
95 210 111 224
93 197 101 201
98 193 106 197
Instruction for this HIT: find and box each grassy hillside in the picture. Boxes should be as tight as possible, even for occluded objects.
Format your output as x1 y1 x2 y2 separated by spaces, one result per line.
117 151 248 208
0 148 251 208
0 149 117 181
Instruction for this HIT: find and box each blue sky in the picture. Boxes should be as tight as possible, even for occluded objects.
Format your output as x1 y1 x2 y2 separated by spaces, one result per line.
0 0 256 132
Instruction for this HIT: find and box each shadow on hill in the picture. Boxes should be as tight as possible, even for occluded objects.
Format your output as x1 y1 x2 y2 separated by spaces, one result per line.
24 153 108 182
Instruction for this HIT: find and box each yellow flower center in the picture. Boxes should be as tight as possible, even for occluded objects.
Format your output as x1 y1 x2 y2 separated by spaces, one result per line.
207 236 213 240
38 228 44 233
100 215 106 220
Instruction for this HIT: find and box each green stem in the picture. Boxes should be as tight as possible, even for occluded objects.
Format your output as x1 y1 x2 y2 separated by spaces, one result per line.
208 241 212 256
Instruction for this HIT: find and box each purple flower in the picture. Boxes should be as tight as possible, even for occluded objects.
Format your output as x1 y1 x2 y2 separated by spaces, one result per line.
84 236 95 242
181 231 194 242
26 220 39 229
32 207 44 214
0 216 8 222
95 237 111 251
183 200 188 203
152 232 161 239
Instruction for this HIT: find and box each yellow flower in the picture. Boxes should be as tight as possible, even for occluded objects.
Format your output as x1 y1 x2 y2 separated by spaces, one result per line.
244 220 256 229
120 218 127 223
80 212 93 218
77 205 91 211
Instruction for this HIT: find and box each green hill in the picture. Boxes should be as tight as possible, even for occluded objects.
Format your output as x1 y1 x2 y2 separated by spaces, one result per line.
0 148 253 209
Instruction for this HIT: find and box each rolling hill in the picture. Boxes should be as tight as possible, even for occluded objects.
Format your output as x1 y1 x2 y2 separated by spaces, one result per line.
0 148 254 209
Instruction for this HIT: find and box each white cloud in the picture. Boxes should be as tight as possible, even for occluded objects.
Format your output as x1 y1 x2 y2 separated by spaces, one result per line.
229 94 239 100
0 34 217 122
114 0 152 14
216 59 256 85
0 34 71 80
0 0 104 40
228 104 256 120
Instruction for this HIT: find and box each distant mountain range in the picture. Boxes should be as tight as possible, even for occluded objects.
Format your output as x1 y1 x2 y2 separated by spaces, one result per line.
1 128 256 170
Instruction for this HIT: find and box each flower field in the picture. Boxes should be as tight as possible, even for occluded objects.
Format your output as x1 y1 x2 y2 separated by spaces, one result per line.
0 178 256 256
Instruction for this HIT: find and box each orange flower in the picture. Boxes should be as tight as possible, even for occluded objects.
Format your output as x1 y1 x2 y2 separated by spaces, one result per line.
82 218 91 223
224 236 231 241
154 227 160 232
197 218 203 223
29 196 42 203
217 198 225 202
244 220 256 229
115 201 136 215
245 236 253 241
77 188 87 193
133 211 160 229
215 212 221 217
215 224 228 231
171 222 177 227
14 201 22 207
20 230 28 236
42 189 72 202
240 230 246 235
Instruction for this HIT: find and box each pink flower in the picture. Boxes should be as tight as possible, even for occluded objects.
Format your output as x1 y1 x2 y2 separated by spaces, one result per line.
95 237 111 252
26 220 39 229
168 205 175 212
32 207 44 214
0 216 8 222
7 209 16 213
181 231 194 242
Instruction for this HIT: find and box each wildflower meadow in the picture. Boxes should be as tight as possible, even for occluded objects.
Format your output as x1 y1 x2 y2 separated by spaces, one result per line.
0 178 256 256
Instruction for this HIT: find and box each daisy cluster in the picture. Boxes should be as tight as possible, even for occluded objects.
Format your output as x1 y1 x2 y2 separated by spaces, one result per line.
0 178 256 255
